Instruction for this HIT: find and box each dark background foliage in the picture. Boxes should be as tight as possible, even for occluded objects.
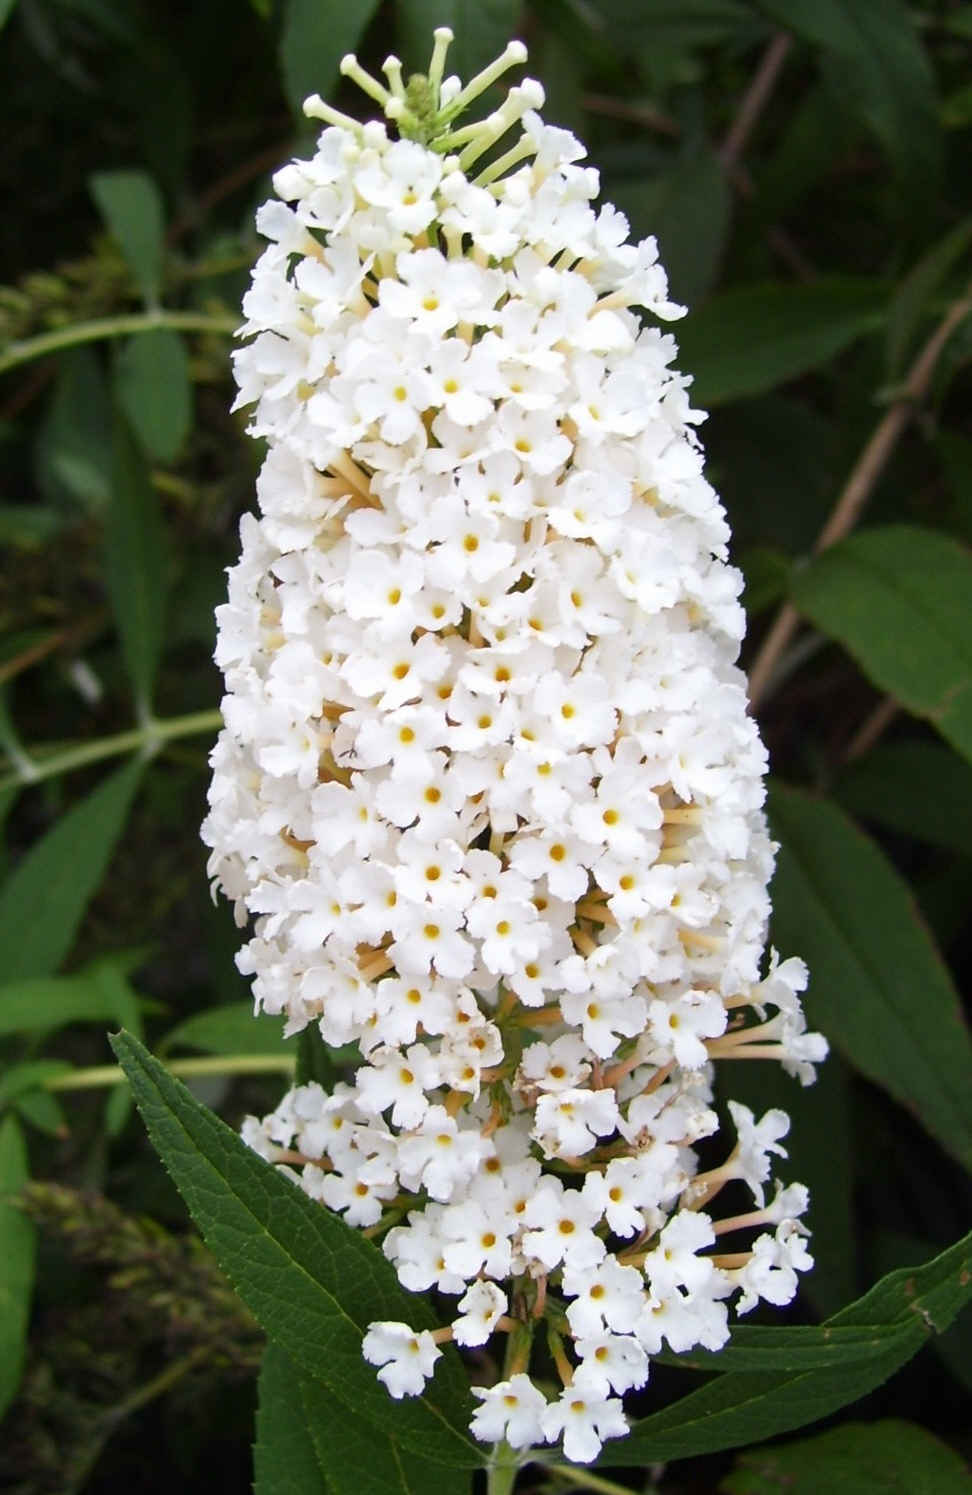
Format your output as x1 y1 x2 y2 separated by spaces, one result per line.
0 1 970 1491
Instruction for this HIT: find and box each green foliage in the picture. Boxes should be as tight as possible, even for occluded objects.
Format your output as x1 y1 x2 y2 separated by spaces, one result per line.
676 279 888 405
0 757 143 981
791 526 972 765
598 1232 971 1465
0 1115 34 1421
722 1419 971 1494
109 1031 482 1469
115 328 192 462
89 171 167 308
769 784 972 1170
255 1345 330 1495
280 0 383 114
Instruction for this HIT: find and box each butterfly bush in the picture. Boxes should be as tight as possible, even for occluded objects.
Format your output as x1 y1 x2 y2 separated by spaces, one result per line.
203 30 827 1465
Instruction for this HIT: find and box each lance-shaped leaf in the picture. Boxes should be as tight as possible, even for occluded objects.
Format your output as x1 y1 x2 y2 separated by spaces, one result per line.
109 1031 482 1469
594 1231 971 1465
254 1345 330 1495
0 757 143 982
279 0 382 114
791 526 972 766
161 1002 292 1059
723 1419 970 1495
0 1115 34 1419
767 784 972 1170
115 328 192 463
90 170 166 307
107 413 167 716
675 277 886 406
298 1361 468 1495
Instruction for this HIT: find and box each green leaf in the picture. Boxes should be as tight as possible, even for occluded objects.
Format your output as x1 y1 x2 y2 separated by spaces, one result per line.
0 1114 34 1419
768 784 972 1170
596 1232 971 1465
13 1088 68 1137
791 526 972 766
0 757 143 982
0 0 19 32
89 170 166 307
608 138 731 307
676 278 886 406
754 0 941 204
107 412 167 715
35 346 113 511
0 955 144 1038
886 218 972 379
396 0 517 86
0 1060 73 1108
279 0 382 115
109 1031 481 1469
721 1419 970 1495
836 740 972 856
115 329 192 462
299 1364 467 1495
255 1344 330 1495
161 1002 291 1058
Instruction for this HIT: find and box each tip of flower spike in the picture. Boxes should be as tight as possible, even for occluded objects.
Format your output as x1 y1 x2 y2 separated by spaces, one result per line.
433 26 454 43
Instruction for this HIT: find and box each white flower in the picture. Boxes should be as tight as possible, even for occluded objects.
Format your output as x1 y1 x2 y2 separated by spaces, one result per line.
361 1321 442 1398
470 1374 548 1449
215 28 826 1464
541 1384 629 1463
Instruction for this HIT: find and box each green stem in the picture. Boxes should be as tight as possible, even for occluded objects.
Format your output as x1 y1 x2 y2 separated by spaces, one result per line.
45 1053 295 1093
0 310 238 377
548 1467 642 1495
0 708 223 791
487 1442 521 1495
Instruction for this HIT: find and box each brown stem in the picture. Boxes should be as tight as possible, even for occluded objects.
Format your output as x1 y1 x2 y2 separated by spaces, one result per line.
719 33 792 171
748 279 972 709
844 694 900 761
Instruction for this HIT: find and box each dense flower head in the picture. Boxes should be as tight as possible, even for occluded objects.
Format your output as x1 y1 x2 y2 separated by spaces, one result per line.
204 29 827 1465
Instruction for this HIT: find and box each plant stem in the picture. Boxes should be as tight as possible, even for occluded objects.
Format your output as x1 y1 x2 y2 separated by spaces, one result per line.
548 1467 641 1495
45 1053 295 1093
487 1442 521 1495
0 708 223 791
748 278 972 709
0 310 238 377
719 32 791 169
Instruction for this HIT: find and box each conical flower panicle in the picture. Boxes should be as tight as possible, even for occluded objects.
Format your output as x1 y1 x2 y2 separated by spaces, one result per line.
203 31 827 1465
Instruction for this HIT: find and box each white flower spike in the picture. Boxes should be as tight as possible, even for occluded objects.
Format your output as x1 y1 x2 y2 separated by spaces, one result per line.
204 28 827 1466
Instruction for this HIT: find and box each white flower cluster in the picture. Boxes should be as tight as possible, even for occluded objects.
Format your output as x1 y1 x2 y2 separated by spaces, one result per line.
204 32 827 1466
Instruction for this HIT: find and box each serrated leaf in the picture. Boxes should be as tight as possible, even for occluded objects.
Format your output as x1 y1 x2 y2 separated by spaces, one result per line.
791 526 972 766
161 1002 291 1058
768 784 972 1170
299 1365 467 1495
0 1114 34 1419
255 1345 330 1495
676 279 886 406
279 0 382 115
721 1419 970 1495
106 412 167 715
0 757 143 982
115 329 191 462
89 170 166 307
836 741 972 856
595 1232 971 1465
396 0 517 85
755 0 941 204
109 1031 482 1469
